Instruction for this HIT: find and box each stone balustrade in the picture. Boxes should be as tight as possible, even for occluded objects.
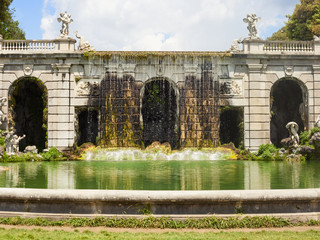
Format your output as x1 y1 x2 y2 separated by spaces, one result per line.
263 41 314 53
243 39 320 55
0 38 76 53
2 40 55 52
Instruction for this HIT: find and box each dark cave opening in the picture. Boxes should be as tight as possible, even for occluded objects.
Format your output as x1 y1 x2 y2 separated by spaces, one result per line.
219 106 244 148
270 79 307 147
142 79 179 149
77 109 99 146
9 77 47 151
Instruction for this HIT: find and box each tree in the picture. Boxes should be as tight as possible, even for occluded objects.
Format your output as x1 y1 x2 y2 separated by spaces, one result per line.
0 0 25 39
269 0 320 41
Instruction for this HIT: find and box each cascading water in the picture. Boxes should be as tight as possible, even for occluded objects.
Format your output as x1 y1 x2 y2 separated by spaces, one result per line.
84 148 232 161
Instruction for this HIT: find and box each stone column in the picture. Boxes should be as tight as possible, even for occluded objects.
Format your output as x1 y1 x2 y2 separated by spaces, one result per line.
48 63 74 150
312 65 320 126
245 61 270 151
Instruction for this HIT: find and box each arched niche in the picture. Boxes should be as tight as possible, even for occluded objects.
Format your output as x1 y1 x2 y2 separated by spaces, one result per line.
270 78 308 147
140 77 180 149
8 77 48 151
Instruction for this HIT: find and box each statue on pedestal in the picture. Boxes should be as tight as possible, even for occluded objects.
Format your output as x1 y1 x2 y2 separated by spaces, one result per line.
0 97 7 128
5 131 26 155
57 11 73 38
243 14 261 39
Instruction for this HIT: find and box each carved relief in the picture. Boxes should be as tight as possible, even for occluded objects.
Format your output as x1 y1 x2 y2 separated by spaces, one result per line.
156 64 165 76
284 66 294 76
76 81 100 96
24 65 33 76
220 80 241 95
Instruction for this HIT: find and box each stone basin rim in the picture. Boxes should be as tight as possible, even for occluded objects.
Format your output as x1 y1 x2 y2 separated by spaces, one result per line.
0 188 319 202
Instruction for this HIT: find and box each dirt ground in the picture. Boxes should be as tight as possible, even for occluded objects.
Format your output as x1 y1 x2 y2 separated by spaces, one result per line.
0 224 320 233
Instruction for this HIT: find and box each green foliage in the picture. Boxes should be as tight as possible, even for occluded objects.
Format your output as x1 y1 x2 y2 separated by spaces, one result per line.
0 130 4 146
300 130 310 145
270 0 320 41
40 147 62 161
299 127 320 146
268 27 290 41
0 0 25 39
0 216 297 229
311 127 320 136
0 152 43 162
257 144 277 156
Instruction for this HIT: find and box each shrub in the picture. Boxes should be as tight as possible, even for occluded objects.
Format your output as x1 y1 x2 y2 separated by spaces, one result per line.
299 130 310 146
41 147 61 161
257 144 277 156
311 127 320 136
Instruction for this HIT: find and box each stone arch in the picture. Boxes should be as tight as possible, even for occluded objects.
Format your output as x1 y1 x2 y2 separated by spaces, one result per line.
8 77 48 151
140 77 180 149
270 77 308 147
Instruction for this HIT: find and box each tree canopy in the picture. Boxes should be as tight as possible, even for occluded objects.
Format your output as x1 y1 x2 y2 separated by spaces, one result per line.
0 0 25 39
269 0 320 41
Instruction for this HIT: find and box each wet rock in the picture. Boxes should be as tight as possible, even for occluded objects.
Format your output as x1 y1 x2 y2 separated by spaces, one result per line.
286 154 302 162
280 137 292 149
297 145 314 155
146 141 161 150
24 145 38 154
0 145 4 157
278 148 286 156
311 132 320 149
76 142 95 155
145 141 172 153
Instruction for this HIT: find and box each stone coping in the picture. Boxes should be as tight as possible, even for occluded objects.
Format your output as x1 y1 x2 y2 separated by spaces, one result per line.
0 188 319 202
0 188 319 215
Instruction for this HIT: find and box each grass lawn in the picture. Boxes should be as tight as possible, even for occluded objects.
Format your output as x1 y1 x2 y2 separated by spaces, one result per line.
1 228 320 240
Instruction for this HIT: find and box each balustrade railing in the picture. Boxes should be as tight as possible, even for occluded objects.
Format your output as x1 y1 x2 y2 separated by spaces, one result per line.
1 40 56 52
263 41 314 53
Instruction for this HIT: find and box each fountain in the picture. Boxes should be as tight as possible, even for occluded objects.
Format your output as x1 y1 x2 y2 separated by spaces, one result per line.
0 12 320 218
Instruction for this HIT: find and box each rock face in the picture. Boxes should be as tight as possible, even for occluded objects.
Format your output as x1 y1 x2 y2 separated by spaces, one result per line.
145 141 172 154
297 145 314 155
24 145 38 154
280 137 292 149
0 145 4 157
311 132 320 149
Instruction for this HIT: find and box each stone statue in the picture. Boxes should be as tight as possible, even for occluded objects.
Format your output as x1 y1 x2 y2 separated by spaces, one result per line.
4 131 25 155
243 14 261 39
315 115 320 128
74 31 95 51
228 37 242 52
286 121 299 147
4 131 14 155
0 97 7 127
12 134 26 153
57 11 73 38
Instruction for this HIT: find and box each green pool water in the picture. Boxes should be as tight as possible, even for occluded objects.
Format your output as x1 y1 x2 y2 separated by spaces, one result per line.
0 159 319 190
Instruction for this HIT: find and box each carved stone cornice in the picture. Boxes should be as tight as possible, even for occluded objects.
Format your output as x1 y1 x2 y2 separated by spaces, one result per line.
247 64 263 74
313 65 320 74
52 63 71 73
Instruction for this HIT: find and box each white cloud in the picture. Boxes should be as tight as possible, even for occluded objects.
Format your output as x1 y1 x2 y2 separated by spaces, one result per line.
41 0 300 51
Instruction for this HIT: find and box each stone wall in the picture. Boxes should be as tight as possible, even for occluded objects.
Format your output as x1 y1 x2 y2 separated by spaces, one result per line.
100 73 142 147
179 75 219 148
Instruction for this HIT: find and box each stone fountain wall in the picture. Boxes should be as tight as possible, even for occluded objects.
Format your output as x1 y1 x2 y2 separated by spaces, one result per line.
94 54 223 149
1 38 320 151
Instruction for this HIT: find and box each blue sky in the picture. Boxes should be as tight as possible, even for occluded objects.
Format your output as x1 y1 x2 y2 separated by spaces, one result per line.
11 0 44 39
10 0 300 51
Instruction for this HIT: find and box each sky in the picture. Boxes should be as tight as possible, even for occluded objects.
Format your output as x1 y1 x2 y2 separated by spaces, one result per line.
11 0 300 51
